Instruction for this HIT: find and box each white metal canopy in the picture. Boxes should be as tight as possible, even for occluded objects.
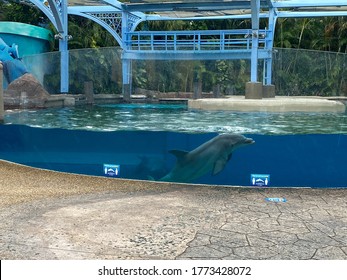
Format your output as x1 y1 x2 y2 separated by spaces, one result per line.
16 0 347 95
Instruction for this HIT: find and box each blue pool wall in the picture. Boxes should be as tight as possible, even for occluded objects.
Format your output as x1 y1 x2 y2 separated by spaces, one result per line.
0 124 346 188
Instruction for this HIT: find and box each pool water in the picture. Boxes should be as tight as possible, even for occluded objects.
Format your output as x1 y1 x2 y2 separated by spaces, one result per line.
1 104 347 188
5 103 347 134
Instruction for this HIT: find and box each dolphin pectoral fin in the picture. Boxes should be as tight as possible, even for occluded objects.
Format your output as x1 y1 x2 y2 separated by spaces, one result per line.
212 158 229 175
212 153 233 175
169 150 189 163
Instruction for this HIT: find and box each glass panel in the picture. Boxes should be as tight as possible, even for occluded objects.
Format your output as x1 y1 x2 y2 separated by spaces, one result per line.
4 47 347 188
273 48 347 96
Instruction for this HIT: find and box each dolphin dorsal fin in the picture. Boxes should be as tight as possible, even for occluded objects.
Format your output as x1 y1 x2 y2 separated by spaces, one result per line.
169 150 189 163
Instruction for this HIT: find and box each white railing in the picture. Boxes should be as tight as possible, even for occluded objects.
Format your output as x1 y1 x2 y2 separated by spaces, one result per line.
125 29 269 52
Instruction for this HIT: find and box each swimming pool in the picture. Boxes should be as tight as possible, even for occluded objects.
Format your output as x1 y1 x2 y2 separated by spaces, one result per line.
1 104 347 188
4 103 347 134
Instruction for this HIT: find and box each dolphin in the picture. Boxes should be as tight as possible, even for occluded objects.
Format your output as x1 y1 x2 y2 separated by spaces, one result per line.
159 133 255 183
134 155 168 180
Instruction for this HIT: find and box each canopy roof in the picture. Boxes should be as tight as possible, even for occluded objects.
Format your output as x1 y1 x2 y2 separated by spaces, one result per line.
65 0 347 19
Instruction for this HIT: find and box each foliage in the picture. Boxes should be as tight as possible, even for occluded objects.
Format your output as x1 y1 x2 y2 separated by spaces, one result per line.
0 1 118 50
273 48 347 96
132 59 251 95
0 0 44 25
66 16 118 50
139 17 254 32
275 17 347 53
1 1 347 96
66 47 122 94
23 48 122 95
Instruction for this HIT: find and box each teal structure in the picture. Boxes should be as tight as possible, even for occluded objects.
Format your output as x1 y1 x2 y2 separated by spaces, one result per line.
19 0 347 97
0 22 53 57
0 21 52 86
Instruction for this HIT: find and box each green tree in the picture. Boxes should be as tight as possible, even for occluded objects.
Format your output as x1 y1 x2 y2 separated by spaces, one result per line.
67 16 118 50
0 0 45 25
275 17 347 53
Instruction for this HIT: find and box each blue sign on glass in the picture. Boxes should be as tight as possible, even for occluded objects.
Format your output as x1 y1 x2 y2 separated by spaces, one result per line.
104 164 120 177
251 174 270 187
265 197 287 203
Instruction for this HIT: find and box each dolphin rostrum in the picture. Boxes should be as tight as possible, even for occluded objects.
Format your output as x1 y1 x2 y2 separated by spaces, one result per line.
159 133 255 183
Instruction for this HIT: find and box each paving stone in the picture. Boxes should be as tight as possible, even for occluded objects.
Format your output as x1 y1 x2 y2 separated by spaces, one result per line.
313 246 347 260
201 228 241 239
341 247 347 255
267 244 317 260
220 222 261 234
206 244 235 255
186 233 211 247
233 246 278 260
276 219 311 234
293 239 325 250
306 221 337 236
178 245 229 259
247 231 298 247
297 232 342 247
210 234 249 248
1 161 347 260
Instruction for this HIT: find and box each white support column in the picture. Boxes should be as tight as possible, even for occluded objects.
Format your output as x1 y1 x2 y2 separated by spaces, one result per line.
250 0 260 83
59 0 69 93
47 0 69 93
245 0 263 99
122 11 131 101
263 7 277 98
264 7 276 85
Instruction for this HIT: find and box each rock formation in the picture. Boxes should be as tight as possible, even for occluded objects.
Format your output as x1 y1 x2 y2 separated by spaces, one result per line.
4 73 50 109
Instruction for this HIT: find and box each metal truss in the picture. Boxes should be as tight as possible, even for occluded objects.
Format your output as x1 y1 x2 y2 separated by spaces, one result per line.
89 11 123 37
21 0 347 94
24 0 62 32
68 6 142 47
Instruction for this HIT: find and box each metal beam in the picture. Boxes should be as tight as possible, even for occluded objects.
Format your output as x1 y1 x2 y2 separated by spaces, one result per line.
250 0 260 83
277 11 347 18
29 0 58 30
58 0 69 93
122 49 271 60
273 0 347 8
121 1 269 12
264 7 276 85
47 0 64 33
102 0 146 18
68 5 120 13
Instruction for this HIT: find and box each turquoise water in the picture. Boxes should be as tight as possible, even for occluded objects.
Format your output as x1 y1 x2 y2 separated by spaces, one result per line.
4 103 347 134
2 104 347 187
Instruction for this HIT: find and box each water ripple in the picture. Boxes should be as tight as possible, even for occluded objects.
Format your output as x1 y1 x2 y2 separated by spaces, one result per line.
4 104 347 135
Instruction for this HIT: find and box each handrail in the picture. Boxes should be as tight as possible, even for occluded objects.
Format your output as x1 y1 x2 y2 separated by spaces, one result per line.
125 29 269 52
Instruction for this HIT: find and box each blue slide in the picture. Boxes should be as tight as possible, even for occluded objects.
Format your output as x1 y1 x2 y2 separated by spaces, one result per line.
0 36 28 84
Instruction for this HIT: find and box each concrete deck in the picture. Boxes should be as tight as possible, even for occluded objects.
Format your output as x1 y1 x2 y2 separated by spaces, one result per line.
189 96 346 113
0 160 346 260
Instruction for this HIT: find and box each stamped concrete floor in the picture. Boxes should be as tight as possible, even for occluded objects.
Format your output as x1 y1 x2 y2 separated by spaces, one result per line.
0 161 346 260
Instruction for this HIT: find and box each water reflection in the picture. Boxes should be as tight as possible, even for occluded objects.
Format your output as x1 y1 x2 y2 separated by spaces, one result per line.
4 104 347 135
